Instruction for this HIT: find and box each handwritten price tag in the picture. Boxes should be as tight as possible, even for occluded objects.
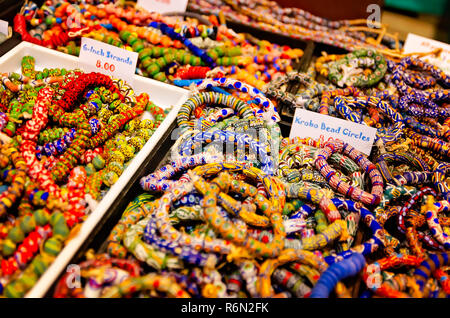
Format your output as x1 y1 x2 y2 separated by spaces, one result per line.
0 20 8 36
137 0 188 14
79 37 138 84
290 108 377 155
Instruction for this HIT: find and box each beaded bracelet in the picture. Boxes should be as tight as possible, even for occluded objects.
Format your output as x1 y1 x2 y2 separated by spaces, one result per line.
296 80 336 112
140 153 220 192
177 91 255 133
315 54 345 77
310 252 366 298
363 254 424 297
177 129 275 175
433 268 450 295
328 49 387 88
403 115 450 140
422 196 450 249
375 151 430 186
141 163 284 268
334 95 405 145
123 216 183 270
315 140 383 206
414 253 450 294
194 77 280 122
263 71 312 109
273 267 312 297
321 198 385 265
388 137 441 171
176 104 281 170
256 248 328 297
433 163 450 200
405 128 450 159
403 69 437 89
392 56 450 99
397 94 449 119
101 272 190 298
283 180 341 223
278 141 363 188
187 165 285 258
250 217 348 251
253 193 384 258
397 187 444 251
318 86 361 115
53 254 141 298
0 143 27 217
138 174 246 268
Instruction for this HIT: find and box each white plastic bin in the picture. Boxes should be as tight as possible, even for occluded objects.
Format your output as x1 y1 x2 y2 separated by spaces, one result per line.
0 42 190 297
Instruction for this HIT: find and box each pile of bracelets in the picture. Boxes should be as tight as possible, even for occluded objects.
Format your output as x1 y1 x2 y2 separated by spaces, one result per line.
1 0 449 300
52 46 450 297
14 0 304 89
0 55 169 297
187 0 400 52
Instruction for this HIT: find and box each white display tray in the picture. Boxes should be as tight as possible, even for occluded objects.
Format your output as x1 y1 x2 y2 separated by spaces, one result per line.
0 42 190 297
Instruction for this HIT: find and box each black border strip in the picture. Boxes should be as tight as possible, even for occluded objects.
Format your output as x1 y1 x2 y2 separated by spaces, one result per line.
0 32 22 58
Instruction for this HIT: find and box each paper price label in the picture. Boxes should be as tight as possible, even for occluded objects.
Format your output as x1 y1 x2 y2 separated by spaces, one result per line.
403 33 450 74
0 20 8 36
137 0 188 14
79 37 138 84
289 108 377 155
